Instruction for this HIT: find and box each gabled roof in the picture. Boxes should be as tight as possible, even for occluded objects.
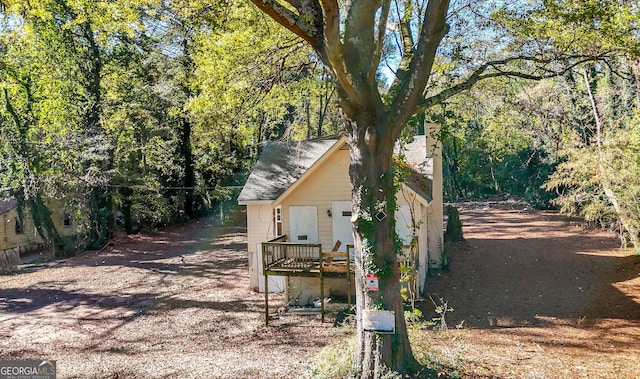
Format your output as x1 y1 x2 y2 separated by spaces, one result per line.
0 198 17 215
237 138 340 204
396 135 433 204
238 135 433 205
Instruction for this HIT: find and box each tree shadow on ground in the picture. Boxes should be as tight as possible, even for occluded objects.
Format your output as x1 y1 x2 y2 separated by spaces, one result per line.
426 239 640 327
422 208 640 331
15 212 249 282
0 285 154 315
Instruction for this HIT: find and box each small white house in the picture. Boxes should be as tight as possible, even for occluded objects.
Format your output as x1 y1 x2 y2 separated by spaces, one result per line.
238 134 443 304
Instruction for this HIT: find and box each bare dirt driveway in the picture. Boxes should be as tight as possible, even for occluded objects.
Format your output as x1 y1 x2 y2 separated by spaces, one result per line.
0 211 341 378
420 202 640 378
2 203 639 379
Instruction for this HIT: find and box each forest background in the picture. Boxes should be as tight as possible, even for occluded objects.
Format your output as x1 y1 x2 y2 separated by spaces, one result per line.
0 0 639 256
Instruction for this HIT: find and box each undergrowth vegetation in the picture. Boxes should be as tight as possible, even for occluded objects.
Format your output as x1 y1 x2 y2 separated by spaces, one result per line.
309 328 466 379
309 299 464 379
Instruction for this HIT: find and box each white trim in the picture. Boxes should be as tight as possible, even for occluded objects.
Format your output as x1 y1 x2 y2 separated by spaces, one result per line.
273 206 283 237
273 136 348 205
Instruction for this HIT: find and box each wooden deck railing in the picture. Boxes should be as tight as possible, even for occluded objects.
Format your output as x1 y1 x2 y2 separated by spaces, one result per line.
262 241 322 270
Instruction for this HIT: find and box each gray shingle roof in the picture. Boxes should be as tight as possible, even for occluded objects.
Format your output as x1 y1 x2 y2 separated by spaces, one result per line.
0 198 17 215
397 135 434 203
397 135 430 172
237 139 338 203
238 135 434 204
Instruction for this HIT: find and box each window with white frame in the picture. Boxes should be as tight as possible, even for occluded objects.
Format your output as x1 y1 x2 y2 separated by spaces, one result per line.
273 206 283 237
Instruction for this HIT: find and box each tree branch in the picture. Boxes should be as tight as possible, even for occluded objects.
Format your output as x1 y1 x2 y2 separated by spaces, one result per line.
388 0 450 138
282 0 303 8
4 88 25 135
418 53 612 112
371 0 392 83
341 0 385 105
249 0 323 50
301 0 355 116
400 0 415 59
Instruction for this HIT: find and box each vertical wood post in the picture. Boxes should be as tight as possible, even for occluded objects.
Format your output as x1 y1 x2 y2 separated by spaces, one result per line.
263 245 269 326
319 245 325 323
264 273 270 326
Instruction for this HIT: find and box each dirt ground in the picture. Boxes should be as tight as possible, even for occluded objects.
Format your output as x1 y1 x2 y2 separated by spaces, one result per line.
420 201 640 378
0 211 341 378
1 203 639 378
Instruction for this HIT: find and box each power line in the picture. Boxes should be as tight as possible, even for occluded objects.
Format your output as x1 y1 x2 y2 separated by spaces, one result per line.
1 184 243 191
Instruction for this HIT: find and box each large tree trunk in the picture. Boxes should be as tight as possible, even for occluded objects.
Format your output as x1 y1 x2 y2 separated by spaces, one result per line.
347 116 418 377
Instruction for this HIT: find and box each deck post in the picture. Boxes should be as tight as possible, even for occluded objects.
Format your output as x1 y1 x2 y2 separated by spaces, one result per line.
263 246 269 326
320 247 325 323
264 271 269 326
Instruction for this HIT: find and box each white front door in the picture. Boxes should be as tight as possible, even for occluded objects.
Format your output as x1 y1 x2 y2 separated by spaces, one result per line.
331 201 353 252
289 206 318 243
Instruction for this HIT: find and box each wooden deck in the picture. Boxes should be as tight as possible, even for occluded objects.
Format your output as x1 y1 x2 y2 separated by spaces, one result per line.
261 237 354 325
262 244 354 277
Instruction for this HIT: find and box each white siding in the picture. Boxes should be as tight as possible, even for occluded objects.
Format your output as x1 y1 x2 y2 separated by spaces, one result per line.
279 149 352 251
246 204 274 290
397 187 430 294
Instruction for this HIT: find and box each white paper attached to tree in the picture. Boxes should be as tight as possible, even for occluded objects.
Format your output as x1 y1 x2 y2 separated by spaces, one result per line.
363 310 395 334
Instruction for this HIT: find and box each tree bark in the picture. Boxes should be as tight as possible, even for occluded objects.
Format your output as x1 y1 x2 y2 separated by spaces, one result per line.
87 188 112 249
347 115 418 377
